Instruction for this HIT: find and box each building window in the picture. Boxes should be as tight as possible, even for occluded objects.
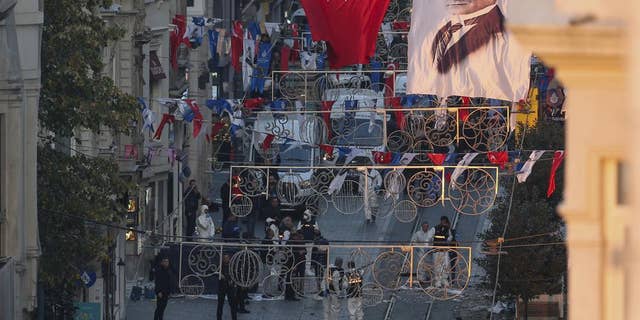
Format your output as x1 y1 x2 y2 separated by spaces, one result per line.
187 0 194 7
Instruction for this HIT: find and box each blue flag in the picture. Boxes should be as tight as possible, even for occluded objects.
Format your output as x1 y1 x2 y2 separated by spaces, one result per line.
251 42 273 93
401 94 420 107
206 99 232 116
208 29 219 66
370 60 383 89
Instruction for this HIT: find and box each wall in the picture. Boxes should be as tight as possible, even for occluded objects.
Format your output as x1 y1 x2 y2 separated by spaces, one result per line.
513 1 637 319
0 1 42 319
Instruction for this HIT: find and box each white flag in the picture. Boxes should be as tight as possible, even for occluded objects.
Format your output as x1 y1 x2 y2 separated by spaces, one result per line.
327 172 348 195
516 151 545 183
451 153 479 182
407 0 531 102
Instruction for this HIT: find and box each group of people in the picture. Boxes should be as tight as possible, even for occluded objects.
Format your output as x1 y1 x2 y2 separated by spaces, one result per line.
411 215 460 288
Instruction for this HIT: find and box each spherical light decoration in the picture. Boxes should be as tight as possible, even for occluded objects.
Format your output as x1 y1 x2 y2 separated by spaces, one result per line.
229 249 262 288
331 179 364 215
393 200 417 223
300 115 328 145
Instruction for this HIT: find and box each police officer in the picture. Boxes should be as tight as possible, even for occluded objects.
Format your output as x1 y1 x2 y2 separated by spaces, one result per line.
217 254 238 320
296 209 319 241
297 209 319 276
325 257 345 320
346 261 364 320
432 216 453 288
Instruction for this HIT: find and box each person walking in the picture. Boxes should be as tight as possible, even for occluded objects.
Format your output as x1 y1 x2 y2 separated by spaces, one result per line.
217 254 238 320
359 169 382 224
154 256 174 320
346 261 364 320
325 257 345 320
313 230 329 298
195 205 215 242
297 209 319 276
184 179 201 241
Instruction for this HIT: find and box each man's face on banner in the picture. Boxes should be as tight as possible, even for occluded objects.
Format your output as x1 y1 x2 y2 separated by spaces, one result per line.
445 0 497 15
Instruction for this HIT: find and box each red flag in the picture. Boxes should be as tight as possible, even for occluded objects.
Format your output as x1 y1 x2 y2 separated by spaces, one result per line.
384 63 398 98
487 151 509 169
427 153 447 165
319 144 334 156
300 0 391 68
373 151 392 164
170 15 189 70
153 114 175 140
185 100 204 138
262 134 275 151
280 45 291 71
244 97 264 110
459 96 471 122
386 97 405 130
547 151 565 198
290 24 300 62
392 21 410 31
231 21 243 72
321 101 335 139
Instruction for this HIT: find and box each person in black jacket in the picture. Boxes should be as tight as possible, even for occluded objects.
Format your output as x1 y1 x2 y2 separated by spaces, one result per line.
221 182 231 222
184 180 201 241
154 256 173 320
217 254 238 320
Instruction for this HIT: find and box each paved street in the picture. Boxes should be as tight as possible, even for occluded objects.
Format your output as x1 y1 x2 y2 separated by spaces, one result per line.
127 175 496 320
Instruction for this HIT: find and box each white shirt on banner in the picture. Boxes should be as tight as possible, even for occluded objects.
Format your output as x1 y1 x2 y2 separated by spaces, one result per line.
407 0 531 102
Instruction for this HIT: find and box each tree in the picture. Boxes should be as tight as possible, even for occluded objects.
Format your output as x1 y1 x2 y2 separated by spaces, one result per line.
39 0 138 137
476 121 567 319
37 0 138 318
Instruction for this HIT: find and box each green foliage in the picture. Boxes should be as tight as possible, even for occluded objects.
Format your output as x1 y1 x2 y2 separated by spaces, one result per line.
476 121 567 306
37 0 139 318
39 0 138 137
38 146 130 318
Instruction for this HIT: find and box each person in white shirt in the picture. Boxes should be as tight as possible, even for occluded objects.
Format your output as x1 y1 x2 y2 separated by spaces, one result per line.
412 222 435 254
359 169 382 224
195 205 215 242
412 222 435 282
408 0 531 102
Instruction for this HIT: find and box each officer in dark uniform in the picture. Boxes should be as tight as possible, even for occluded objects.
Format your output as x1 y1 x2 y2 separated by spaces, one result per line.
217 254 238 320
433 216 452 246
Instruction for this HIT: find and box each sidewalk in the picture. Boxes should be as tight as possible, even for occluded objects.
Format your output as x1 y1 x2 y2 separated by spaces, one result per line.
126 294 389 320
